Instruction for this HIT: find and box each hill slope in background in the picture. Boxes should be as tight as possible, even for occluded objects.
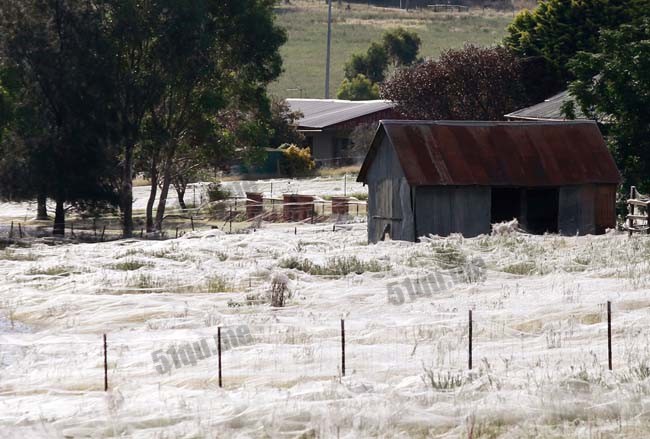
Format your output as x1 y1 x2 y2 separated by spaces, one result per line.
270 0 514 99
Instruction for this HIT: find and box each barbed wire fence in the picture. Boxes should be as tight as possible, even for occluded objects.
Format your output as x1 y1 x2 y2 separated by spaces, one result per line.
0 195 368 244
1 301 639 395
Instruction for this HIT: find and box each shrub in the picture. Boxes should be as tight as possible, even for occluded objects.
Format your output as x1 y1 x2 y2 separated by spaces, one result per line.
337 74 379 101
207 182 231 202
205 275 232 293
318 256 387 276
280 256 389 276
430 242 467 269
620 360 650 382
270 273 290 307
279 256 315 272
280 144 315 177
128 273 164 291
501 261 536 275
26 265 73 276
111 260 150 271
422 368 465 390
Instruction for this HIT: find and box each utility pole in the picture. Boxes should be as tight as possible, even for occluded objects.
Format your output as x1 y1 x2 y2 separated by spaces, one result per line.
325 0 333 98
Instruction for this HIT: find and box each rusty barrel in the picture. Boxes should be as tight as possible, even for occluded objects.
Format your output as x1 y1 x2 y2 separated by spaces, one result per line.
246 192 264 219
283 194 315 221
331 197 350 215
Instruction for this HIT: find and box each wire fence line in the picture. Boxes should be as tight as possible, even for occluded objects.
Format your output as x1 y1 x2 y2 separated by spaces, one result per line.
0 197 368 243
0 302 635 393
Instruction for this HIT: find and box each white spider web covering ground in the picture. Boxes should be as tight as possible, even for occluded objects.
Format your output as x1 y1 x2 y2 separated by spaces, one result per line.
1 216 650 436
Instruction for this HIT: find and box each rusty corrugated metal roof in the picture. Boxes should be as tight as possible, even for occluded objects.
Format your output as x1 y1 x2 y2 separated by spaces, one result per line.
357 120 621 186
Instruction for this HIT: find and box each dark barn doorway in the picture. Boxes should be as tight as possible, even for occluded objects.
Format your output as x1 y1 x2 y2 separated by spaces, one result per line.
491 188 521 224
525 188 559 233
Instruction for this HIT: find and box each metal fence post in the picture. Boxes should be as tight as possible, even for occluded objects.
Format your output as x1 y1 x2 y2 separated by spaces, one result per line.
103 334 108 391
218 327 223 387
607 301 612 370
468 310 473 370
341 319 346 377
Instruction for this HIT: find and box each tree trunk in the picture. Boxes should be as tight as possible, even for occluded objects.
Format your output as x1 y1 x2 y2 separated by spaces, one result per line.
177 189 186 209
36 193 49 220
145 156 159 233
121 142 134 238
53 198 65 236
154 159 172 231
175 177 187 210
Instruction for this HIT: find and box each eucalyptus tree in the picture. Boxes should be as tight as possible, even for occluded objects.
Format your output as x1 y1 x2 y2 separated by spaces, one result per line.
132 0 286 232
0 0 119 235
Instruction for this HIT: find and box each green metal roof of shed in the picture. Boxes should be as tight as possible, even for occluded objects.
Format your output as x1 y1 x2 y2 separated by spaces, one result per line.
505 91 588 121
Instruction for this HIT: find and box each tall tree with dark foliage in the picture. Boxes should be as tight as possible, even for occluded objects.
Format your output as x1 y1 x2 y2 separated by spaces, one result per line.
568 20 650 192
504 0 649 100
381 45 528 120
0 0 286 237
0 1 119 235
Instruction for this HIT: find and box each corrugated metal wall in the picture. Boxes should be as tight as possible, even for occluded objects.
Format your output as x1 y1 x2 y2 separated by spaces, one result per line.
366 136 414 243
559 185 595 235
310 132 334 161
414 186 491 238
557 184 616 235
594 184 618 234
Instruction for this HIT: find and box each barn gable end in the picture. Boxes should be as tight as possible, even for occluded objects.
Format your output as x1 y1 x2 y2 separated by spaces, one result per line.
365 133 415 243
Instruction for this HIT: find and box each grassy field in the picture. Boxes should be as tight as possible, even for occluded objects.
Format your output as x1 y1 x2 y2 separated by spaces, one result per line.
269 0 517 99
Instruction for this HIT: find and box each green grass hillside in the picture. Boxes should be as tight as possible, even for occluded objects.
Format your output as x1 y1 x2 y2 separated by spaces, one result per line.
270 1 516 99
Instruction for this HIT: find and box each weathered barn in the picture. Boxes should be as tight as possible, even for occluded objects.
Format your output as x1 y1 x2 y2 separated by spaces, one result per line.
357 120 621 243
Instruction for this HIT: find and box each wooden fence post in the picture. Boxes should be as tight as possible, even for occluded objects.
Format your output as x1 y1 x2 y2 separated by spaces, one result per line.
629 186 635 237
191 216 195 231
341 319 346 377
9 221 13 238
18 223 23 238
103 334 108 392
468 310 473 371
100 226 106 242
218 327 223 388
607 301 612 371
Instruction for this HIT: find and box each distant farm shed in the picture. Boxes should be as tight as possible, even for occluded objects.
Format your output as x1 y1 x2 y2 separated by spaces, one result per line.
505 90 588 122
286 99 398 166
357 120 621 243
